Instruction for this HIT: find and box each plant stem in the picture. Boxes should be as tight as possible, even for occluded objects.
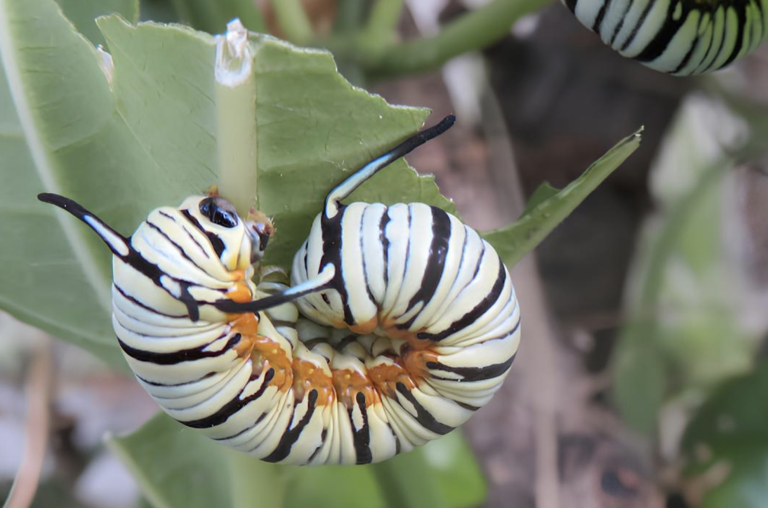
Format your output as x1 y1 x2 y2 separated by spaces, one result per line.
270 0 313 45
224 0 268 33
363 0 405 49
215 20 258 215
334 0 367 33
336 0 554 78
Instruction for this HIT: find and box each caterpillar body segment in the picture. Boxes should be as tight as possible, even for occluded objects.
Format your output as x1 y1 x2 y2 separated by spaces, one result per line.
565 0 768 74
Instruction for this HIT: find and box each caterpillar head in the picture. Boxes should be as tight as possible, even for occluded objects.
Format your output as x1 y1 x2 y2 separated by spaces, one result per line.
245 208 275 265
176 195 273 271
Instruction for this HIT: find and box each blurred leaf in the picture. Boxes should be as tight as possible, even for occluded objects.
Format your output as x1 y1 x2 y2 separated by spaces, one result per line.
54 0 139 46
169 0 266 33
482 128 642 266
109 412 484 508
107 413 237 508
612 321 667 435
371 431 486 508
285 466 385 508
0 0 450 368
682 363 768 508
612 96 758 435
139 0 178 23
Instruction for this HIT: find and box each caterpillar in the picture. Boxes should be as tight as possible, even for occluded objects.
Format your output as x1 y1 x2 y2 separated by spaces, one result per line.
38 115 521 465
565 0 768 75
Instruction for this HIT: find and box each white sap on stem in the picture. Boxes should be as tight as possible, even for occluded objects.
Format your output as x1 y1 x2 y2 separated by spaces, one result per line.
215 19 258 215
96 45 114 84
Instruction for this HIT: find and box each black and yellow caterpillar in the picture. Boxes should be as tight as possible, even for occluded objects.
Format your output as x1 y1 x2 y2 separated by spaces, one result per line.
38 116 521 465
565 0 768 74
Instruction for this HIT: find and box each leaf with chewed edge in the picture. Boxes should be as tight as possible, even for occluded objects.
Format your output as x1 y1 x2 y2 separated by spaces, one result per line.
482 129 642 266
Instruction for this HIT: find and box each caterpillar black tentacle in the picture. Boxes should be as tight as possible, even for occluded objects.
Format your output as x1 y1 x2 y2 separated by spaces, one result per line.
38 115 521 465
566 0 768 75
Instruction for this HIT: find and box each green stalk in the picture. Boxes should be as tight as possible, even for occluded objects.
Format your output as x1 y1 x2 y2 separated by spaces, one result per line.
336 0 555 77
362 0 405 49
222 0 267 33
334 0 367 33
169 0 266 33
270 0 313 45
215 20 258 215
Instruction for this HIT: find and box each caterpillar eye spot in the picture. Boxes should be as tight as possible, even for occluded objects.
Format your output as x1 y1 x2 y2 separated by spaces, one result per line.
200 197 238 228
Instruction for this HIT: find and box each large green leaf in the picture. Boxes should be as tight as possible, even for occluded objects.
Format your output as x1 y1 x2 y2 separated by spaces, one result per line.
108 412 485 508
0 0 142 368
681 363 768 508
0 0 450 369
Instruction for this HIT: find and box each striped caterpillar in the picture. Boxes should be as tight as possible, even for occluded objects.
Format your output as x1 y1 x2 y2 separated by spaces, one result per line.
565 0 768 75
38 115 521 465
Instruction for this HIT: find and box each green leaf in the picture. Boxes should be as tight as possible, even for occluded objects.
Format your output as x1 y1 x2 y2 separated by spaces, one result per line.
612 98 759 436
285 465 385 508
108 412 485 508
107 413 237 508
482 128 642 266
521 182 559 215
611 321 667 435
370 431 486 508
0 1 451 367
54 0 139 46
0 0 137 369
682 363 768 508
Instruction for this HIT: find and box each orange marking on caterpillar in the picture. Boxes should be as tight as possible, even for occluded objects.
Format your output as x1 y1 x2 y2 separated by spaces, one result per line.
347 316 378 336
227 281 253 303
251 334 293 392
228 313 259 359
293 357 335 405
368 359 416 399
332 367 380 408
400 343 439 383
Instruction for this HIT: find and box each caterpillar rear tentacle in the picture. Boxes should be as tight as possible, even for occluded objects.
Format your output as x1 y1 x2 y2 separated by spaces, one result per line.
565 0 768 75
37 115 521 465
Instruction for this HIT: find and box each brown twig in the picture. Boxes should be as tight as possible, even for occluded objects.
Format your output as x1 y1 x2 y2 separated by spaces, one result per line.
4 338 52 508
482 89 562 508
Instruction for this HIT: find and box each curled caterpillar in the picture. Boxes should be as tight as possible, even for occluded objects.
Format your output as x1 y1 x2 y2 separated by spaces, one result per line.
565 0 768 75
38 115 521 465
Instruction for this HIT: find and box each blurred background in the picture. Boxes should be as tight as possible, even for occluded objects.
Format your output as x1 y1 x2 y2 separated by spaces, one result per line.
2 0 768 507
